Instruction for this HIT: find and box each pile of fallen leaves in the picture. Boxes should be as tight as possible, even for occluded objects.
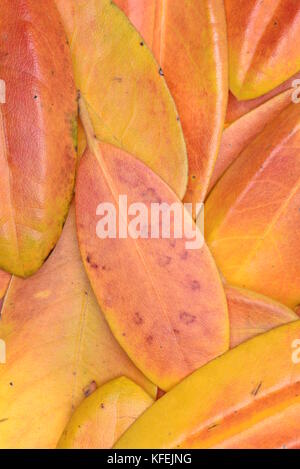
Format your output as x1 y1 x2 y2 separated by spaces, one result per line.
0 0 300 449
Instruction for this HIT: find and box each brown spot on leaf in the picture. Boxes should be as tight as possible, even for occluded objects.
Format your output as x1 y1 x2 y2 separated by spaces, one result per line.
133 312 143 325
83 380 97 398
158 256 171 267
180 312 196 325
146 335 153 344
190 280 200 291
252 381 262 396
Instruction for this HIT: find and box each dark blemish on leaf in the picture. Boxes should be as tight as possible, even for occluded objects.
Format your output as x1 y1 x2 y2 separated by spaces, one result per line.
190 280 200 291
173 328 180 334
102 265 106 271
252 381 262 396
180 251 188 260
9 382 13 387
176 116 180 122
33 95 38 100
91 262 98 269
133 312 143 325
180 311 196 325
158 256 172 267
83 380 97 398
86 256 91 264
122 332 126 337
146 335 153 344
140 41 144 46
113 77 123 83
159 68 164 76
191 175 196 180
100 403 105 409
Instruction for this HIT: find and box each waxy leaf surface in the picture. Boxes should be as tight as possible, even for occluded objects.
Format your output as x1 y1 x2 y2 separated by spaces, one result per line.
75 111 229 391
226 285 298 347
55 0 187 198
115 0 228 207
226 71 300 123
0 0 77 277
206 103 300 308
208 88 293 192
115 320 300 449
226 0 300 99
58 377 153 448
0 205 155 449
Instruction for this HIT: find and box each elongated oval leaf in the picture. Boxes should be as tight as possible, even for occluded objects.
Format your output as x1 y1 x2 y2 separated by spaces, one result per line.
115 0 228 207
226 285 298 347
55 0 187 198
206 103 300 308
115 320 300 449
0 205 155 449
226 0 300 99
57 377 153 448
208 88 293 192
0 0 77 277
75 102 229 391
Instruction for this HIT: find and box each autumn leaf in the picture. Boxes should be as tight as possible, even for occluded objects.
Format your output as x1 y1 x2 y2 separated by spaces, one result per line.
75 98 229 391
226 285 298 347
208 88 293 192
226 71 300 124
0 204 155 449
55 0 187 199
57 377 153 449
115 0 228 208
226 0 300 99
115 320 300 449
206 103 300 308
0 0 77 277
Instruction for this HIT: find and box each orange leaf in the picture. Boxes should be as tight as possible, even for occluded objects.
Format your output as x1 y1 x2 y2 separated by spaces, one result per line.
226 285 298 347
75 99 229 391
0 204 155 449
208 88 293 193
115 0 228 208
0 0 77 277
206 103 300 308
226 71 300 124
55 0 187 198
226 0 300 99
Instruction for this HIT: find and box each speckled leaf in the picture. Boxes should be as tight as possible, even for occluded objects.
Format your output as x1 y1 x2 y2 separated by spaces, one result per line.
75 101 229 391
0 0 77 277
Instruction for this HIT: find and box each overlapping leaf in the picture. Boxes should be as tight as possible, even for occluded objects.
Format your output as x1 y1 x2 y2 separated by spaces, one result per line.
0 0 77 277
55 0 187 198
75 101 229 391
206 103 300 308
115 320 300 449
116 0 228 208
226 0 300 99
0 205 155 449
57 377 153 448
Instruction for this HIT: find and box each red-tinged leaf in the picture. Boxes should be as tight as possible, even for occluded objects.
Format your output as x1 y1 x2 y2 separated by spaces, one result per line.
206 103 300 308
75 99 229 391
226 71 300 124
226 285 298 347
226 0 300 99
115 0 228 208
208 88 293 193
0 0 77 277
